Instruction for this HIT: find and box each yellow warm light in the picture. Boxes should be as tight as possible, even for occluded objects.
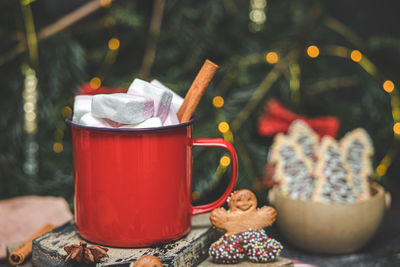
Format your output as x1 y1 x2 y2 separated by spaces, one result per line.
350 50 362 62
307 45 319 58
393 122 400 135
62 106 72 118
89 77 102 89
24 102 34 112
24 122 37 134
383 80 395 93
376 164 387 176
220 156 231 167
218 122 230 133
25 111 36 121
100 0 112 7
381 156 392 167
213 96 224 108
53 142 63 153
108 38 120 51
192 191 200 201
265 52 279 64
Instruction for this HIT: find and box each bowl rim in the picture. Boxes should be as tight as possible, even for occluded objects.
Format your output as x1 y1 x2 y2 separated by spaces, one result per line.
270 182 384 207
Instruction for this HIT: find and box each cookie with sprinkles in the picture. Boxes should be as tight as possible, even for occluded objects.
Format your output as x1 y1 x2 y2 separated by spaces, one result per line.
269 134 315 200
209 233 246 264
313 136 357 203
209 190 283 264
243 229 283 263
288 120 319 161
340 128 373 201
208 229 283 264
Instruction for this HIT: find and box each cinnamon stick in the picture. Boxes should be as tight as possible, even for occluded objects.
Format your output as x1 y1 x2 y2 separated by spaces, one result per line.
177 59 219 123
9 223 55 265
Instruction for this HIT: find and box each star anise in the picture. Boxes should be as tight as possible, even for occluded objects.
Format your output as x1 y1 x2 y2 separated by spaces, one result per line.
64 241 109 264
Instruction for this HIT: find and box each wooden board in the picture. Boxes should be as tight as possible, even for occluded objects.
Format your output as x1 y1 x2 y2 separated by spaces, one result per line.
32 213 222 267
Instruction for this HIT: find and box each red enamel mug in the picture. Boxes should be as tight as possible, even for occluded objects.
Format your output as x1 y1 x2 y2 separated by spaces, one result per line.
66 117 238 247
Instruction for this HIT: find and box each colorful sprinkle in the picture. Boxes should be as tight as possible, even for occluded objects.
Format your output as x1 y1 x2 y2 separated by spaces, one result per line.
209 229 283 263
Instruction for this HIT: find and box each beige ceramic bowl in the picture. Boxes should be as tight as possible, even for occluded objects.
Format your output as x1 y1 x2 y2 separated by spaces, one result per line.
269 183 389 254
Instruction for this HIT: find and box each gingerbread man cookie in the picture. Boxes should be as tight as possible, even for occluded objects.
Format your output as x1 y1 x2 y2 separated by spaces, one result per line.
209 190 283 264
210 189 276 234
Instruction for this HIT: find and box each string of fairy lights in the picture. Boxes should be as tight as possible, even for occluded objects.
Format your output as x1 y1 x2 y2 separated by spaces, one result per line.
209 44 398 186
22 66 39 175
249 0 268 32
307 44 399 178
54 1 119 154
20 0 39 176
54 36 121 154
205 51 281 194
18 0 117 158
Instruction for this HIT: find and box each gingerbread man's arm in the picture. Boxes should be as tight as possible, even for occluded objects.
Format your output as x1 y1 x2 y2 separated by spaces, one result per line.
210 208 230 230
258 206 277 227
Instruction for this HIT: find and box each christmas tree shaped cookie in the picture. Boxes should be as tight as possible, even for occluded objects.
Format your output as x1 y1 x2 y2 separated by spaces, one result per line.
288 120 319 161
269 134 314 200
313 136 357 203
340 128 373 201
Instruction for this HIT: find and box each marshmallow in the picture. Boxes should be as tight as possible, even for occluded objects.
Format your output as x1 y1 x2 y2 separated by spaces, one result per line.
156 91 173 123
163 109 180 126
127 79 173 124
79 113 111 128
119 117 163 129
72 95 93 122
91 93 154 124
150 79 184 113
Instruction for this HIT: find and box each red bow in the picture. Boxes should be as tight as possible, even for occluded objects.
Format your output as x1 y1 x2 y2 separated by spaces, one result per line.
77 83 127 95
258 99 340 138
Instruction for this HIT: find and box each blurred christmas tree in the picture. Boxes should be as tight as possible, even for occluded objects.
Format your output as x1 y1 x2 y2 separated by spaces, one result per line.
0 0 399 206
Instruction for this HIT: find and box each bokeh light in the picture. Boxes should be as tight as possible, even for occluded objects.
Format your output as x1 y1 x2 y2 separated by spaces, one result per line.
89 77 101 89
265 51 279 64
53 142 63 153
350 50 362 62
61 106 72 118
213 96 224 108
218 122 230 133
220 156 231 167
100 0 112 7
383 80 395 93
192 191 200 201
393 122 400 135
307 45 319 58
108 38 120 51
376 164 387 176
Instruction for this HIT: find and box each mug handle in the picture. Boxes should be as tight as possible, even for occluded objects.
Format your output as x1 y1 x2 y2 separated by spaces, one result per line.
191 138 238 215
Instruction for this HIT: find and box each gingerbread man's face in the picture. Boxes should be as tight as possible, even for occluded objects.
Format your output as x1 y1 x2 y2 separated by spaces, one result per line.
230 190 257 212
